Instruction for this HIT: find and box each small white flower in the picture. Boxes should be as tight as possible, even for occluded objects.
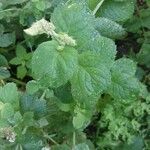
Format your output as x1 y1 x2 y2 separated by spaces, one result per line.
24 18 55 36
1 127 16 143
24 18 77 47
58 33 77 47
6 131 16 143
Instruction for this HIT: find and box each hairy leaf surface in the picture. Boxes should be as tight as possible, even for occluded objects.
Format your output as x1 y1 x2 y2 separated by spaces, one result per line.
32 40 78 88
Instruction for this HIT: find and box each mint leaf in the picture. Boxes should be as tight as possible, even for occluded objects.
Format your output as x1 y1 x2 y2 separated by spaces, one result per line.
22 112 35 127
37 117 49 128
0 32 15 47
73 106 90 129
95 17 126 39
111 58 137 77
1 103 14 119
71 52 111 107
9 57 22 65
16 44 27 58
0 54 8 67
92 36 117 61
137 44 150 68
0 67 10 79
96 0 135 22
51 2 98 52
32 40 78 88
0 83 19 108
20 94 47 118
108 58 140 102
17 65 27 79
26 80 39 94
35 1 46 11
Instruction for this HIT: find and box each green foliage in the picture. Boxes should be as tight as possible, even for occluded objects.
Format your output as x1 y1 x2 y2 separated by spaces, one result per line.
0 54 10 80
107 58 140 102
91 0 135 22
32 40 78 88
0 0 149 149
0 32 16 48
94 17 126 39
10 44 32 79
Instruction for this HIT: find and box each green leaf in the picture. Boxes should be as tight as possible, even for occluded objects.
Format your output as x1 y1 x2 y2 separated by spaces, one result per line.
35 1 46 11
54 83 73 103
73 107 90 129
91 36 117 61
0 32 15 47
17 65 27 79
0 54 8 67
9 57 22 65
94 17 126 39
37 117 49 127
26 80 39 94
13 112 23 125
88 0 100 10
73 143 90 150
111 58 137 77
147 0 150 7
51 2 98 52
20 133 43 150
16 44 27 58
137 44 150 68
32 40 78 88
108 58 140 102
22 112 34 127
1 103 14 119
125 8 150 32
0 67 10 79
96 0 135 22
20 94 47 118
125 16 141 33
116 136 144 150
140 8 150 29
0 83 19 108
24 53 32 61
71 51 111 107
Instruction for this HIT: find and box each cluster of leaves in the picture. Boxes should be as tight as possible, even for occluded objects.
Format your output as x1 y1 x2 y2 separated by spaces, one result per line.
0 0 149 149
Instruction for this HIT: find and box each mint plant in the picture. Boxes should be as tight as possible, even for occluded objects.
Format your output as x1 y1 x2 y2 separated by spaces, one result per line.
0 0 149 149
10 44 32 79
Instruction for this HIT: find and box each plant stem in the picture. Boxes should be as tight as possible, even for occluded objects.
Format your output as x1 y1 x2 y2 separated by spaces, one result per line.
93 0 105 15
0 80 5 85
0 8 19 14
44 134 59 145
7 78 26 86
40 90 47 99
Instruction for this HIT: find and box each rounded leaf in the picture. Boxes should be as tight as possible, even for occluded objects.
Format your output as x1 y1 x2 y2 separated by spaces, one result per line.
32 40 78 88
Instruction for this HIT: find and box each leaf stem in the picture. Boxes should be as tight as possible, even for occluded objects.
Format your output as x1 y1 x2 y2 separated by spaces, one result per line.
0 8 19 14
40 90 47 99
93 0 105 15
0 80 5 85
7 78 26 86
43 134 59 145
